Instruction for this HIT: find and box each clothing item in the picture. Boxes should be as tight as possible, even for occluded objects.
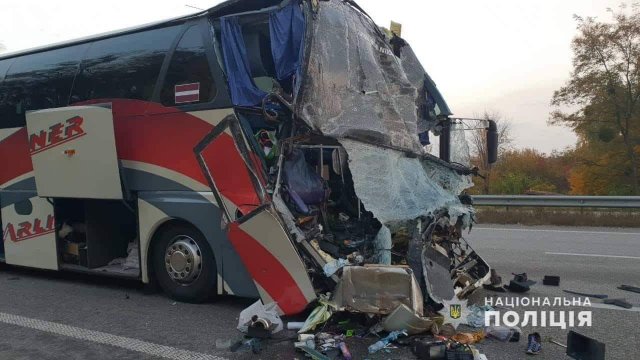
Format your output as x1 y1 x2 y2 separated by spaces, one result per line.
526 332 542 355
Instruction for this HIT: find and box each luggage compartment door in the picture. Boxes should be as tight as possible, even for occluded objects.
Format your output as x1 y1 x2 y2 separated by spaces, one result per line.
195 115 315 315
2 192 58 270
26 105 123 199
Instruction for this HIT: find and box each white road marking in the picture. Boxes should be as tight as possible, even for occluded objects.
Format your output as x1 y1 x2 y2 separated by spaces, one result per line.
0 312 226 360
475 227 640 236
545 252 640 260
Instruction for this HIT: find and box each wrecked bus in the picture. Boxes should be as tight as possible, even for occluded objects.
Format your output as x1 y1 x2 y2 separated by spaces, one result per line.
0 0 495 315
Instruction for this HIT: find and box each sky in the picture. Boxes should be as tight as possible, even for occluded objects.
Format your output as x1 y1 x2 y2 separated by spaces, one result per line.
0 0 624 153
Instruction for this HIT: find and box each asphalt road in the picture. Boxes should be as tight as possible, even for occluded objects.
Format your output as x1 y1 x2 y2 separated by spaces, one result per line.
0 224 638 360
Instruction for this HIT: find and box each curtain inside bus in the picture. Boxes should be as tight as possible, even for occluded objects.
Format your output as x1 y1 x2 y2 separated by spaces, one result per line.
269 0 305 85
220 16 267 106
219 0 305 106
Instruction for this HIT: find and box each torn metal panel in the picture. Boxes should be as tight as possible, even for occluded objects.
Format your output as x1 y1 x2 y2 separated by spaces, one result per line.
383 303 435 335
422 245 456 303
333 265 424 316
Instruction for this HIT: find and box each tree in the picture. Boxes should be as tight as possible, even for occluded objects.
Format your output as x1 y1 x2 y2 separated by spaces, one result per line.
551 4 640 194
487 148 572 195
469 111 512 194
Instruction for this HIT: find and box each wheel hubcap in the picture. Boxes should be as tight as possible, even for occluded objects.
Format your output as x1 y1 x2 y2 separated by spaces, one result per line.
165 236 202 285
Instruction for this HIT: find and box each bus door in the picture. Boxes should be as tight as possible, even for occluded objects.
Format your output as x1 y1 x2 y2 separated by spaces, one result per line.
195 114 316 315
1 192 58 270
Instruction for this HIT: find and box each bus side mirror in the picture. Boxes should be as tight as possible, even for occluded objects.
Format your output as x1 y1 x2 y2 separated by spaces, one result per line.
487 120 498 164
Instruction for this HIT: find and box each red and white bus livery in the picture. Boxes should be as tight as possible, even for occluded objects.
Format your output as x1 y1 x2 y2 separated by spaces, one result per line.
0 0 496 315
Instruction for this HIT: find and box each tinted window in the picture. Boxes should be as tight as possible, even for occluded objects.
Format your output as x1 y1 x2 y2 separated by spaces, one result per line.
0 59 11 82
0 59 14 117
71 26 180 103
0 45 86 128
160 25 216 106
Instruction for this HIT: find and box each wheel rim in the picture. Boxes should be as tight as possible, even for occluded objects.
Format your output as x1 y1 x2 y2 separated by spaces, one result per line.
164 235 202 285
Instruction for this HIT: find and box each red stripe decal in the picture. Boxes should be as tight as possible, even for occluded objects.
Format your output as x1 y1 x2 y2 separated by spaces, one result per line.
107 100 214 187
175 83 200 92
0 128 33 186
228 222 308 315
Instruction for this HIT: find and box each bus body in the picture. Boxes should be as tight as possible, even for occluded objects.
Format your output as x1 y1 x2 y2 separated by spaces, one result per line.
0 0 490 315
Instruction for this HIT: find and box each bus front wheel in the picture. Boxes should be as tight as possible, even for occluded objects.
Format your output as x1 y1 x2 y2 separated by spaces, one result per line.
151 224 217 303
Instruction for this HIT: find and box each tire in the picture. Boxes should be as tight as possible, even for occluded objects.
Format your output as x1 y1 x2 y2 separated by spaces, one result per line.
151 223 217 303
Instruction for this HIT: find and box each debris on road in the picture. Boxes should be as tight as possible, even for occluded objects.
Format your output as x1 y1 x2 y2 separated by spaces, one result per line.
563 290 608 299
544 336 567 349
230 337 263 354
383 303 436 335
525 332 542 355
542 275 560 286
298 295 336 333
368 329 407 354
618 284 640 294
237 300 283 335
465 305 494 328
411 339 446 359
451 331 485 345
299 345 330 360
332 265 424 316
338 341 352 360
566 330 605 360
482 269 506 292
602 298 633 309
286 321 305 330
504 272 536 293
485 326 521 342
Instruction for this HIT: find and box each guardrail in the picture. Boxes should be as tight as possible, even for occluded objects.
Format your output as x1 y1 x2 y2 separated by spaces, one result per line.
472 195 640 209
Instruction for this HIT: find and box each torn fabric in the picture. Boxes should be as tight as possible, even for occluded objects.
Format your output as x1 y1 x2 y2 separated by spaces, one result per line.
269 0 305 82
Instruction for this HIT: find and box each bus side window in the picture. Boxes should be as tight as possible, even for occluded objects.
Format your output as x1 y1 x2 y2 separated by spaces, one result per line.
70 26 180 104
0 59 12 126
160 25 217 107
0 46 85 128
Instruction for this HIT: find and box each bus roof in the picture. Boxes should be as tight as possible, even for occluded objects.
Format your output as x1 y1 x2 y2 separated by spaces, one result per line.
0 0 280 62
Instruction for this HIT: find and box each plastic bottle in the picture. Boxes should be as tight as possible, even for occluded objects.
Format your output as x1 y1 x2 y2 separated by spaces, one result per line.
368 330 407 354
